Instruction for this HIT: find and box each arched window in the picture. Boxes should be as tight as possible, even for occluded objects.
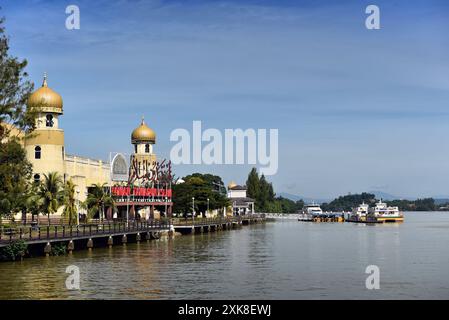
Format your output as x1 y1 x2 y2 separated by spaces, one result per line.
33 174 40 184
46 114 54 127
134 145 138 153
34 146 41 159
145 144 150 153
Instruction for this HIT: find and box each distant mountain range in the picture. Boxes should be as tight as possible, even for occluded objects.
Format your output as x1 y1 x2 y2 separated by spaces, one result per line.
279 191 449 205
278 193 330 204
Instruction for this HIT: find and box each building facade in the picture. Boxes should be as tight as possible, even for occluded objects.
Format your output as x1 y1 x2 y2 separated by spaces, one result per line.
227 181 255 215
9 73 172 221
24 74 110 210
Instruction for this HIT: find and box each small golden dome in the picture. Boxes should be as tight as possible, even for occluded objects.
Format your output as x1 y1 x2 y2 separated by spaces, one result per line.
28 73 63 113
228 181 237 189
131 117 156 144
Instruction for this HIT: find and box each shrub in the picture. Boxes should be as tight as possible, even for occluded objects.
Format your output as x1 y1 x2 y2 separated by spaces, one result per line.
51 242 67 256
0 240 28 261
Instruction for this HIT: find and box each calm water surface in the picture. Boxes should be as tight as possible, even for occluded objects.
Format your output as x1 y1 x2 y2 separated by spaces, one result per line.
1 212 448 299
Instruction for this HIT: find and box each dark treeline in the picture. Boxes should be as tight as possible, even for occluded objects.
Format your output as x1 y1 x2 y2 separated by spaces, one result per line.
321 193 442 212
246 168 304 213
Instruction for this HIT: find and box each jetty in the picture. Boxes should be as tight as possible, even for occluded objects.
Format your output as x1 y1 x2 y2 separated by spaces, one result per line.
0 214 266 258
0 220 170 255
172 214 266 235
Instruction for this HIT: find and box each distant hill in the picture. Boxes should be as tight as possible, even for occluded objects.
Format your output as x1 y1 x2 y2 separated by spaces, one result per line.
434 198 449 205
368 190 403 201
278 192 330 204
279 191 449 206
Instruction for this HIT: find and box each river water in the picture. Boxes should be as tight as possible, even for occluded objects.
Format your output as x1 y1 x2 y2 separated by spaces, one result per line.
0 212 448 299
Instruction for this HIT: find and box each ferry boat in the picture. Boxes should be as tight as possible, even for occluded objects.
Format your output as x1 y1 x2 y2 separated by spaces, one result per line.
367 199 404 223
302 202 323 216
347 202 369 222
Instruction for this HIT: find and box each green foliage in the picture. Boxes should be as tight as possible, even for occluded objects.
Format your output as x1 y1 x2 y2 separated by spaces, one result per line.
0 240 28 261
246 168 260 201
321 193 376 212
245 168 303 213
0 139 33 217
62 179 77 225
50 242 67 256
38 172 63 225
386 198 435 211
173 173 229 215
321 193 437 212
83 183 115 222
0 16 37 218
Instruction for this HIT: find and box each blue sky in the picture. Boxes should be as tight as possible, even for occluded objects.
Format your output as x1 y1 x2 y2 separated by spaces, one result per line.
2 0 449 199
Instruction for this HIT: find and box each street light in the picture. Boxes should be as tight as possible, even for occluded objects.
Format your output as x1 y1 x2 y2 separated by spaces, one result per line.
207 198 209 217
76 189 80 226
165 196 168 218
126 194 130 226
192 197 195 222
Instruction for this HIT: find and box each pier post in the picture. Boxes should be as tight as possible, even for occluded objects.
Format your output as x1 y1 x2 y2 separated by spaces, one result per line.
87 238 93 251
67 240 74 254
122 234 127 245
146 232 151 242
107 236 113 248
44 242 51 257
200 226 204 234
136 233 141 242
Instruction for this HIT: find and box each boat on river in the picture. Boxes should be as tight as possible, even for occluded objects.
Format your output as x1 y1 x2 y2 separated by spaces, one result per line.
346 202 369 222
298 203 344 222
367 199 404 223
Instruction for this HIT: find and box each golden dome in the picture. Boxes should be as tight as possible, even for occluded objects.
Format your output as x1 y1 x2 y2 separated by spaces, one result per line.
131 117 156 144
28 73 63 114
228 181 237 189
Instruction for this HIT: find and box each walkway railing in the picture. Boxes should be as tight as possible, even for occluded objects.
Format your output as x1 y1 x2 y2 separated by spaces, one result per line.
172 217 240 226
0 220 170 244
172 214 265 226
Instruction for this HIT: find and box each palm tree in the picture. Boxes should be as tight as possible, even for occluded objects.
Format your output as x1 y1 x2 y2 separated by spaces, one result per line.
38 172 63 226
84 183 115 223
62 179 77 226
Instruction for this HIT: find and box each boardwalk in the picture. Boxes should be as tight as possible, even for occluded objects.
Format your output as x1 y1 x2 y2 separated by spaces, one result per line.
172 214 266 234
0 215 266 258
0 220 170 248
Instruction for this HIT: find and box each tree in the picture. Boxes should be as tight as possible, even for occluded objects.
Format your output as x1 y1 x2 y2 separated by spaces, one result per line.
38 172 63 226
172 173 229 217
62 179 77 225
84 183 115 222
246 168 260 200
258 174 270 211
0 139 33 218
0 14 37 218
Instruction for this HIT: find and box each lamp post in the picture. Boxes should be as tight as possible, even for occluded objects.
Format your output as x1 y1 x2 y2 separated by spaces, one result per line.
126 194 130 226
192 197 195 222
165 196 168 218
207 198 209 217
76 189 80 226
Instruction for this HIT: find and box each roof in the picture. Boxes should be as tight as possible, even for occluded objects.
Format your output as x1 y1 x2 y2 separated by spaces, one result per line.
230 197 255 206
229 185 247 190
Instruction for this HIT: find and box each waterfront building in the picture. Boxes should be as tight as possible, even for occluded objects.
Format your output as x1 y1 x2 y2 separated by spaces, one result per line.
227 181 255 215
6 73 172 222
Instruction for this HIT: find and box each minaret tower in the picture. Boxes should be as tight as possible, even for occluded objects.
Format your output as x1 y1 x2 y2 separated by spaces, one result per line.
25 73 65 182
129 116 157 185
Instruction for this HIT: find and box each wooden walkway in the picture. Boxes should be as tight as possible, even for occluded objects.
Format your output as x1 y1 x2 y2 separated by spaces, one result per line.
0 215 266 257
0 220 170 248
172 214 266 234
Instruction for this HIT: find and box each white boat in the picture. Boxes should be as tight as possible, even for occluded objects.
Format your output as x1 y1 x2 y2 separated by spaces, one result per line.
301 202 323 216
348 202 369 222
367 199 404 223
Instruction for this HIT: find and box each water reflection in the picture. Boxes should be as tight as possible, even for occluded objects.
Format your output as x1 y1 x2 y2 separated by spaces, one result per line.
0 212 449 299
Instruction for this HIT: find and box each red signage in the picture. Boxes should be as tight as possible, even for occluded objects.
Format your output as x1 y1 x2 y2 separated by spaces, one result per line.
111 186 172 198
